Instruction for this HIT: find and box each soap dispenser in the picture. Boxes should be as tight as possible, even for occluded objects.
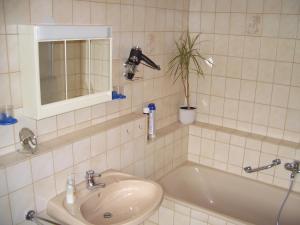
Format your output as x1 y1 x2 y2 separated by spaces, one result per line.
66 175 76 204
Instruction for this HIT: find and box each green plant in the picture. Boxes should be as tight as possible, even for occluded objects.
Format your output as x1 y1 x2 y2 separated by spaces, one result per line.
168 31 212 109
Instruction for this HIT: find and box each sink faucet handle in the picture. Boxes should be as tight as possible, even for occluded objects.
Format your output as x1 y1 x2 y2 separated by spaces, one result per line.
86 170 101 178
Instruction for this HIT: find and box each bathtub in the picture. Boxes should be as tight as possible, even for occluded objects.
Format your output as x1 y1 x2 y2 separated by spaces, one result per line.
159 161 300 225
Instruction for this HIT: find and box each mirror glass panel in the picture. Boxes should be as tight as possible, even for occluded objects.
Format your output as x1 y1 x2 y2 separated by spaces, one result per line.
39 41 66 105
38 39 111 106
66 40 89 99
90 39 111 94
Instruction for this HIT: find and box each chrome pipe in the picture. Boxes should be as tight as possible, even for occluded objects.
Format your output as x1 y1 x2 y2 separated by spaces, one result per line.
26 210 61 225
244 159 281 173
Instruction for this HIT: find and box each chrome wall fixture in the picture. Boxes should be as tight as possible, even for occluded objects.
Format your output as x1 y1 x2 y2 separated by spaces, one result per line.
284 160 300 178
244 159 281 173
86 170 106 190
19 128 37 153
25 210 61 225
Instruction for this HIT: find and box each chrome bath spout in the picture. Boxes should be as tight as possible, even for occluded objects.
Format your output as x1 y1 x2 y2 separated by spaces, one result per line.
244 159 281 173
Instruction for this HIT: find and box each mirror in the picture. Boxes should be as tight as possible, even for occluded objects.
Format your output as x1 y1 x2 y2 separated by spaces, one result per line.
39 41 66 105
38 39 111 106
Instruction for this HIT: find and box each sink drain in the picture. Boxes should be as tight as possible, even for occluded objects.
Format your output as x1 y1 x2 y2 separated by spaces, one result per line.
103 212 112 219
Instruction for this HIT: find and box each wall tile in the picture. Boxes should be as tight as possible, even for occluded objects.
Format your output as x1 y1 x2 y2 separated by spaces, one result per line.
282 0 300 14
9 185 34 224
30 0 53 24
31 152 54 182
91 2 106 25
0 35 8 73
0 125 14 149
33 176 56 212
53 0 72 24
73 0 90 25
264 0 282 13
73 138 91 164
57 111 75 130
6 161 32 192
53 144 73 173
271 85 289 107
4 0 30 27
91 132 106 156
0 168 8 196
37 116 57 136
0 195 12 225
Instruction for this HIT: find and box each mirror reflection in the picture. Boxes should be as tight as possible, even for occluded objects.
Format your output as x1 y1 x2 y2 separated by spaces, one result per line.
66 40 89 99
39 41 66 105
38 39 111 106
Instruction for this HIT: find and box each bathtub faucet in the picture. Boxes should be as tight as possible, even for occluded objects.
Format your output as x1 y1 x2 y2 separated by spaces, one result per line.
284 160 300 179
244 159 281 173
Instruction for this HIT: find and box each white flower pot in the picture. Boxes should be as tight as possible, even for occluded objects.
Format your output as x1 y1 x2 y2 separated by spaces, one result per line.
179 106 196 125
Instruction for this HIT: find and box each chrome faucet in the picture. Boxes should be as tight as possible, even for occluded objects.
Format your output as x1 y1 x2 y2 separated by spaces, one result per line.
284 160 300 179
85 170 105 190
19 128 38 153
244 159 281 173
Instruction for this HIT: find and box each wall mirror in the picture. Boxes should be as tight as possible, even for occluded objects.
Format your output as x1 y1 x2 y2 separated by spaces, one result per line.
19 26 112 119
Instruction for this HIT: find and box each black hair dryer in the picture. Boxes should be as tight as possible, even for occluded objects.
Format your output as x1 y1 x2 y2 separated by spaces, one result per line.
123 46 161 80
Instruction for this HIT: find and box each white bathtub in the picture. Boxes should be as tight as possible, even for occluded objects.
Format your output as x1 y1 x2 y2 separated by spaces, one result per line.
159 162 300 225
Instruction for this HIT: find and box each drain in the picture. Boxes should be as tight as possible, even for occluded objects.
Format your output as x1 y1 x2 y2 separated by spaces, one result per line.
103 212 112 219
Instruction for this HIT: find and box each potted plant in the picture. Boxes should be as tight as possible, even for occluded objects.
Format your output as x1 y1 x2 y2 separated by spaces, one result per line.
168 31 213 125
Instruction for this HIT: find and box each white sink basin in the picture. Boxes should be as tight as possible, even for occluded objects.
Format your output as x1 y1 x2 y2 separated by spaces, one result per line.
47 170 164 225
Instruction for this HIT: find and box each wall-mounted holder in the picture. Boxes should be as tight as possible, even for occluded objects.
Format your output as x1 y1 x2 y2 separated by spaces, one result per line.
0 105 18 126
112 91 126 100
19 128 38 154
112 86 126 100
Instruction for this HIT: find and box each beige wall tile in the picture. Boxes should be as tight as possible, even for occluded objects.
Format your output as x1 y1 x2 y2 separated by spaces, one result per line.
288 87 300 110
262 14 280 37
33 176 56 212
57 111 75 130
9 185 34 224
0 195 12 225
4 0 30 26
73 138 91 164
73 0 90 24
31 152 54 182
37 116 57 136
0 169 8 196
53 0 72 24
0 125 14 149
91 2 106 25
202 0 216 12
6 161 32 192
264 0 282 13
214 13 230 34
282 0 300 14
271 85 289 107
91 132 106 156
0 35 8 73
30 0 53 24
53 144 73 173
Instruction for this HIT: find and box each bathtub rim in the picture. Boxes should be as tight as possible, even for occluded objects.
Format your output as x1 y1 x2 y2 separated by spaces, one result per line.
160 161 300 194
158 161 300 225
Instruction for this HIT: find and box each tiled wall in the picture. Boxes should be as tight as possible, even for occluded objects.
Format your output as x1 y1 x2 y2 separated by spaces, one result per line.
189 0 300 143
188 122 300 192
0 115 189 225
0 0 189 156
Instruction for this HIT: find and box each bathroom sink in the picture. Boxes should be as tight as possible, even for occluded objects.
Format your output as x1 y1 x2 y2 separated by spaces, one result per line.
47 170 164 225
